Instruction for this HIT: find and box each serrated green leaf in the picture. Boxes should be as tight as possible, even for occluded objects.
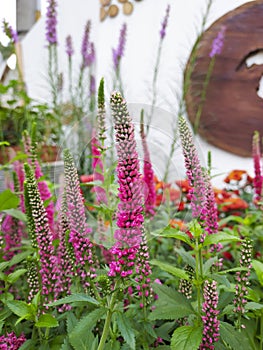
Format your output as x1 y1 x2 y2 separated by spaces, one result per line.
252 259 263 286
202 233 240 247
171 325 202 350
220 321 252 350
69 308 106 347
149 284 194 321
0 262 10 272
116 312 136 350
7 269 27 284
60 338 72 350
70 330 95 350
6 300 33 320
2 209 27 222
151 260 189 280
67 311 77 334
0 189 19 211
18 339 36 350
35 314 58 328
47 293 99 307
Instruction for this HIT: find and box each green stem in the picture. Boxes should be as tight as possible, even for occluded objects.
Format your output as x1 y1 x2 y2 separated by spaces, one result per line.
194 56 215 133
195 238 202 315
260 315 263 350
97 281 121 350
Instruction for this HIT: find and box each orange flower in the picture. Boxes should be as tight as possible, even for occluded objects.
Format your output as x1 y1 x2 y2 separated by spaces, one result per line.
170 219 187 231
175 179 192 193
224 170 247 183
220 197 248 212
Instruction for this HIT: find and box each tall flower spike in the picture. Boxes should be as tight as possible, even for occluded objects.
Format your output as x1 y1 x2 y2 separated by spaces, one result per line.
160 4 170 39
24 163 58 306
209 25 226 58
63 149 96 289
2 19 18 43
91 129 107 204
178 116 207 222
252 131 263 203
140 112 156 217
109 91 144 278
97 78 107 143
45 0 58 45
112 23 127 70
65 35 74 57
233 238 252 324
200 280 220 350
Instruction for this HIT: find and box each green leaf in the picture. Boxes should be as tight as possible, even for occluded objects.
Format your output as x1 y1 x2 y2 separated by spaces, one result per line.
252 259 263 286
151 260 189 280
149 284 194 321
35 314 59 328
3 209 27 222
47 293 99 307
152 226 193 246
67 312 78 334
7 269 27 284
245 302 263 310
0 262 10 272
9 251 32 266
6 300 34 320
171 325 202 350
18 339 36 350
0 189 19 211
69 308 106 348
203 257 218 275
116 312 136 350
220 321 252 350
202 233 240 247
218 215 244 226
174 247 196 268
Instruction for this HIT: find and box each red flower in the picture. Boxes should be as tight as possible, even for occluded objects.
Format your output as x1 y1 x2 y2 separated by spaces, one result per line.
80 174 94 183
175 179 192 193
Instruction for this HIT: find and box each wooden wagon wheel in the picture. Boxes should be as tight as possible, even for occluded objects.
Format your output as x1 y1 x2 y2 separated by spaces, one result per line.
185 1 263 157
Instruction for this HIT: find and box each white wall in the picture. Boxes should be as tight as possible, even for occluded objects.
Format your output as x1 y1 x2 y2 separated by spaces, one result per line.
21 0 256 187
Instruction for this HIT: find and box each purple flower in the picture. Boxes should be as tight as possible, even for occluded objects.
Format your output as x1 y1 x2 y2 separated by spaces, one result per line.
140 122 156 217
252 131 263 203
209 26 226 58
112 23 127 70
45 0 58 45
108 91 144 277
2 19 18 43
81 20 91 59
90 74 96 95
63 149 96 290
65 35 74 57
200 280 220 350
160 5 170 39
178 116 207 221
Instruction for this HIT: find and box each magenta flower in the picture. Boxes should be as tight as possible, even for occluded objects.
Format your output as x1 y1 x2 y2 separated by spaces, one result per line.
63 149 96 289
140 122 156 217
209 26 226 58
252 131 263 203
2 19 18 43
109 91 144 277
45 0 58 45
0 332 26 350
200 280 220 350
65 35 74 57
81 21 91 60
112 23 127 70
160 5 170 39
